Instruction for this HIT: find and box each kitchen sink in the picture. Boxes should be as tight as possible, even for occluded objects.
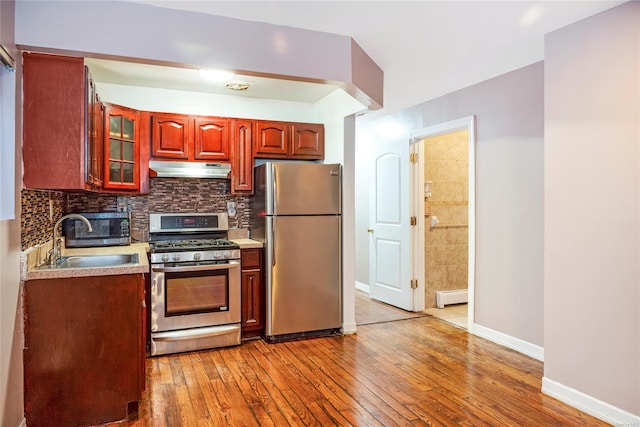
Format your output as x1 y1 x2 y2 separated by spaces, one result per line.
43 253 139 269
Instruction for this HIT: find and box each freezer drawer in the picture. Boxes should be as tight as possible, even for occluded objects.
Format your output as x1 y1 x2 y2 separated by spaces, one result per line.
265 215 342 336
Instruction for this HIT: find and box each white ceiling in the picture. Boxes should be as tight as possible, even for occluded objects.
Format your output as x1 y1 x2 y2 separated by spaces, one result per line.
107 0 625 117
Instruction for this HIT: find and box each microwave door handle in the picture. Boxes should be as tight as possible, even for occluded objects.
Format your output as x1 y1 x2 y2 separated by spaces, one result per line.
153 261 240 273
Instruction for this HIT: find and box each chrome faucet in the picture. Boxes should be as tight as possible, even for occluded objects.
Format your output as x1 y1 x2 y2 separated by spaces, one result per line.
49 214 93 267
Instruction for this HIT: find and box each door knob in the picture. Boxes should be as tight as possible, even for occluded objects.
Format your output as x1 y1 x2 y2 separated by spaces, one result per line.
367 228 374 233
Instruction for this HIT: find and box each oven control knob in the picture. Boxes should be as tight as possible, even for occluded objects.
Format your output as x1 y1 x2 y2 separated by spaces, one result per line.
161 254 170 263
193 252 202 261
223 250 231 259
173 254 181 262
213 251 222 259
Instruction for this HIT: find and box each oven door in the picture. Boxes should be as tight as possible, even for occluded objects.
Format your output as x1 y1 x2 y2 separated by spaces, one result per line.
150 260 241 333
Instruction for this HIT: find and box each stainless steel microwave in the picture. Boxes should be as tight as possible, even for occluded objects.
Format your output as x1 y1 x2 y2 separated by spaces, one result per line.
63 212 131 247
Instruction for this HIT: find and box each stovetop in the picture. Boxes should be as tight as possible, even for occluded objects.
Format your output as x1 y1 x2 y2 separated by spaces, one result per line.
150 238 239 253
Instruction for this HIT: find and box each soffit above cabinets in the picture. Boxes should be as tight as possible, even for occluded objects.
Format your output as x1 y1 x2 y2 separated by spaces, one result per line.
85 57 340 104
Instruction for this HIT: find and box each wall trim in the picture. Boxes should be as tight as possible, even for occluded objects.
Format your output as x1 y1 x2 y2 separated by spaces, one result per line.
473 324 544 361
542 377 640 425
19 417 26 427
355 280 370 293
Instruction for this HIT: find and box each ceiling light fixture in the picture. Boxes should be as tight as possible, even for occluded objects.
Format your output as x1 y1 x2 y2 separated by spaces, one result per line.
225 80 252 91
199 68 235 81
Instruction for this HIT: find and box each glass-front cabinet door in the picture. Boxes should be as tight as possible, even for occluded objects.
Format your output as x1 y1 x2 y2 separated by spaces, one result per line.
104 104 140 191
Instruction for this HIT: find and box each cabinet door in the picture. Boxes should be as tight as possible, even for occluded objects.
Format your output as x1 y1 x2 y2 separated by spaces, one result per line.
24 275 144 426
104 105 140 191
291 123 325 159
241 248 264 339
254 121 289 158
231 120 253 194
23 52 86 190
151 113 191 159
194 117 230 160
85 67 104 189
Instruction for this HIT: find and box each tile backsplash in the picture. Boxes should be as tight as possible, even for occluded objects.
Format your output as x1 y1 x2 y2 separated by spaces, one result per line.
21 178 251 250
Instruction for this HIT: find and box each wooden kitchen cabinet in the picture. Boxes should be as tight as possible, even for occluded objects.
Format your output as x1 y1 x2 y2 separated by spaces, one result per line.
230 120 254 194
104 103 141 191
151 112 192 159
150 113 230 161
23 52 146 193
24 274 146 426
241 248 264 339
254 120 325 160
86 67 105 189
23 52 90 190
291 122 325 159
254 120 289 158
194 116 230 160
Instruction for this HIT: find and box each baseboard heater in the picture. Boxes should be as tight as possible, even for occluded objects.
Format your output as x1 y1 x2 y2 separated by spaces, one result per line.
435 289 468 308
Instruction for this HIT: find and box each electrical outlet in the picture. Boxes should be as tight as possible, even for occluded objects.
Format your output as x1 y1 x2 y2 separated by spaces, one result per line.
227 201 237 218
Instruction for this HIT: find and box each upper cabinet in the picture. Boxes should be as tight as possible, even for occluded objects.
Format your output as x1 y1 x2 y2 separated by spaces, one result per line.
291 123 325 160
150 113 230 161
230 120 254 194
23 52 324 195
23 52 145 193
104 104 141 191
23 53 88 190
194 117 230 161
254 120 324 160
253 121 289 158
86 67 104 189
151 113 192 160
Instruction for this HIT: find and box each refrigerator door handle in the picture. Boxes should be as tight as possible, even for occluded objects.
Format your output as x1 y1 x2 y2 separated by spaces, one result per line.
272 167 278 215
271 216 276 267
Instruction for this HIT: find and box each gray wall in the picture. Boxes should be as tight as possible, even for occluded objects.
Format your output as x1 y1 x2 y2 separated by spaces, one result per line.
356 61 545 346
544 1 640 416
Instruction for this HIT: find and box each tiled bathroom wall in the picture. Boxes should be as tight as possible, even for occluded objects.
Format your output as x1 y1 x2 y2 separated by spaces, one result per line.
424 130 469 309
21 178 251 250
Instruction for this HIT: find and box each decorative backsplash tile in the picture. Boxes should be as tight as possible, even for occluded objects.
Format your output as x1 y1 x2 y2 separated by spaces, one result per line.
21 178 252 250
21 189 66 249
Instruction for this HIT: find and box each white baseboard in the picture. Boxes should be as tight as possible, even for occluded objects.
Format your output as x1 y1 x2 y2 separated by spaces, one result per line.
473 324 544 362
342 322 357 334
355 281 369 294
542 377 640 425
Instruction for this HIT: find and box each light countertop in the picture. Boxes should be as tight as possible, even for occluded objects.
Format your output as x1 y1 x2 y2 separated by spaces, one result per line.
25 243 150 281
231 238 263 249
24 238 262 281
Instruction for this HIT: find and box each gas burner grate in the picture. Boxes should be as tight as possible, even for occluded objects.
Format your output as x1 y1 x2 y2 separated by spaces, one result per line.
150 238 239 252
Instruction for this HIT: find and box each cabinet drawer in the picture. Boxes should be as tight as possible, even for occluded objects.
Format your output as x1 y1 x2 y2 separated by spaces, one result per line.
241 248 262 270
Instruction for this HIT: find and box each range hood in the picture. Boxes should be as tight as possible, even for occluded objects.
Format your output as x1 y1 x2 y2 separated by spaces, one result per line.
149 160 231 179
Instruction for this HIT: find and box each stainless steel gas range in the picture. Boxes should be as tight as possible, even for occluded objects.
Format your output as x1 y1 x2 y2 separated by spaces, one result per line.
148 212 241 356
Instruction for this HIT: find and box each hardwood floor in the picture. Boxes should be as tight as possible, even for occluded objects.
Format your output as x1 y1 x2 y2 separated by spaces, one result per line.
355 289 427 325
104 317 607 427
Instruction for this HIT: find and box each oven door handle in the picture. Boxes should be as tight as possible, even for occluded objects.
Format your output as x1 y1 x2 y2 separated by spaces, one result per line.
152 260 240 273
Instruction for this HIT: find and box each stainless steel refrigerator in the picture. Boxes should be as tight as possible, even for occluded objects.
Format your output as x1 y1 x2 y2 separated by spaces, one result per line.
251 162 342 341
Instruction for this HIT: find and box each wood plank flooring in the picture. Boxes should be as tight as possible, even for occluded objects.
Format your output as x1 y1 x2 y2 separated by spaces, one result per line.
103 317 608 427
355 290 427 325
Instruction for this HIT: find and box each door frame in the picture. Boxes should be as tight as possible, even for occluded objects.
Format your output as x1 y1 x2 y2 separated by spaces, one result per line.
410 116 476 333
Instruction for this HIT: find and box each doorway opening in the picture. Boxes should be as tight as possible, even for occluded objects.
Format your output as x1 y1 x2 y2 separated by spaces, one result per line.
411 116 475 332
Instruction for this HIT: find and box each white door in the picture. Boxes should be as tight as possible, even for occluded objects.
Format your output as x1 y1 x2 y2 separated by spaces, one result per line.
368 136 415 311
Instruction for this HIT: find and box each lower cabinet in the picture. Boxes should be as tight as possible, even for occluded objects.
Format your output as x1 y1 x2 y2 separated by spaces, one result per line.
23 274 146 426
241 248 264 339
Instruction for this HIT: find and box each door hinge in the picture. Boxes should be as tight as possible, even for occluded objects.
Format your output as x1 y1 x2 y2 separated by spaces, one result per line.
410 216 417 226
410 279 418 289
410 153 418 163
